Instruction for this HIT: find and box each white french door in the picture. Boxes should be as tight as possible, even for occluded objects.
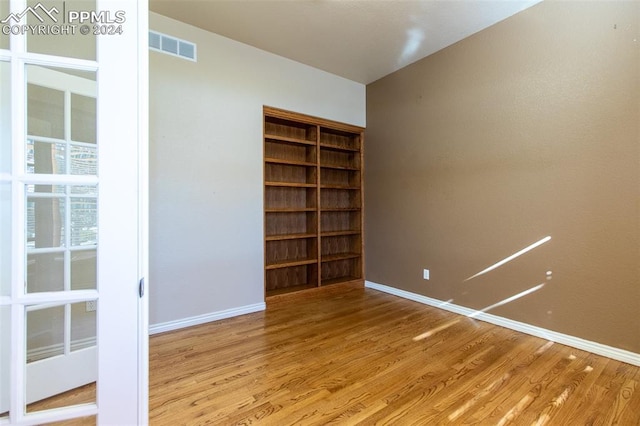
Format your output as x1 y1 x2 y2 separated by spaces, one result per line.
0 1 148 425
22 64 99 407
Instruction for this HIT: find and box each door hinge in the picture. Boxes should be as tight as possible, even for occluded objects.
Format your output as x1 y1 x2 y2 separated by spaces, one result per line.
138 277 145 298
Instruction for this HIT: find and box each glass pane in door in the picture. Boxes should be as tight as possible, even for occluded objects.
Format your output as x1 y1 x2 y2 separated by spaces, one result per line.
26 302 97 413
25 63 98 297
27 66 97 176
27 84 65 141
71 93 96 144
23 62 99 416
26 140 66 174
27 252 65 293
25 0 96 61
71 301 96 351
71 249 96 290
70 196 97 246
27 305 65 362
26 183 98 293
26 189 66 249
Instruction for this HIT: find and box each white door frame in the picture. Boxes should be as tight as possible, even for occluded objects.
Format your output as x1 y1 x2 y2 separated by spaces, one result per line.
96 1 149 424
137 2 150 424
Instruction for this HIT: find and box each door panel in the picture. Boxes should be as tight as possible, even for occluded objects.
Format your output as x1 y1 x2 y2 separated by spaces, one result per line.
0 1 147 424
25 302 97 409
21 67 99 410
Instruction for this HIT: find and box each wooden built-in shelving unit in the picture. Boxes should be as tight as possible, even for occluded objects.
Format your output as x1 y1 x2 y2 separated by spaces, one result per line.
264 107 364 297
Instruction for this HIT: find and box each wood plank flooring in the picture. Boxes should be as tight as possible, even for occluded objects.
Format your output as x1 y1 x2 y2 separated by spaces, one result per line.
148 284 640 425
37 283 640 424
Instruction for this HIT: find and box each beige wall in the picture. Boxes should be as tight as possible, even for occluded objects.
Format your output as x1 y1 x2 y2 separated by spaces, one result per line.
149 13 365 326
365 1 640 352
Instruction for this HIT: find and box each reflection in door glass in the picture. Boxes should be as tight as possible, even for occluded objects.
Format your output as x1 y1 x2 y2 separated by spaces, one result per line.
69 144 97 175
26 0 96 61
71 197 97 246
26 140 67 174
27 84 65 140
26 302 97 413
27 252 65 293
26 184 97 293
26 190 66 249
26 65 97 176
71 93 97 144
71 249 96 290
71 301 97 350
27 305 65 362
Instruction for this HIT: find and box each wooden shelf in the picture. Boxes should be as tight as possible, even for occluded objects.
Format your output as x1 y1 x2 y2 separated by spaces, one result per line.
266 233 317 241
265 134 316 146
320 143 360 152
265 157 316 167
264 107 364 296
266 258 318 270
321 230 361 237
321 207 361 212
321 253 361 262
266 208 316 213
320 184 360 190
321 163 359 171
266 181 316 188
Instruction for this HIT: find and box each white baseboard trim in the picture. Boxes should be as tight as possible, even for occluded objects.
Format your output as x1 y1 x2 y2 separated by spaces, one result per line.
149 302 266 335
365 280 640 367
27 336 96 363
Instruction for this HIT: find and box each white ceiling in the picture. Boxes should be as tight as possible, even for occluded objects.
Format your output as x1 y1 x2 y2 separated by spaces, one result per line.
149 0 542 84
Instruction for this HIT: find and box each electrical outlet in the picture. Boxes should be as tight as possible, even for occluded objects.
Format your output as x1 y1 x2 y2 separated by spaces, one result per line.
85 300 97 312
423 269 430 280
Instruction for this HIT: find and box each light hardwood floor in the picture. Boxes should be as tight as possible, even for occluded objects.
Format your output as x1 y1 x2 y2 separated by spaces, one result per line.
38 283 640 424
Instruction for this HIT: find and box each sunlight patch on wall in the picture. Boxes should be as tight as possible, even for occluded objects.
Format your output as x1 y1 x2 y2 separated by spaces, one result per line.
467 283 545 319
413 282 545 341
465 236 552 282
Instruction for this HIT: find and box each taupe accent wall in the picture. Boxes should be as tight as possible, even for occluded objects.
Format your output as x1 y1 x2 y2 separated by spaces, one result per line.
365 1 640 352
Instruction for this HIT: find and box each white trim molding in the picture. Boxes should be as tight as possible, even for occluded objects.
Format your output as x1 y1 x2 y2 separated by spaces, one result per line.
149 302 266 335
365 280 640 367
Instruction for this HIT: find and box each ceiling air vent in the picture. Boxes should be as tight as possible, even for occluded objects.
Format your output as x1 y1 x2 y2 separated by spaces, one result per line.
149 31 197 62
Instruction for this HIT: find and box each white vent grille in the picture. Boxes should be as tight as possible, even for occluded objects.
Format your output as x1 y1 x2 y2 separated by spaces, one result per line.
149 31 197 62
